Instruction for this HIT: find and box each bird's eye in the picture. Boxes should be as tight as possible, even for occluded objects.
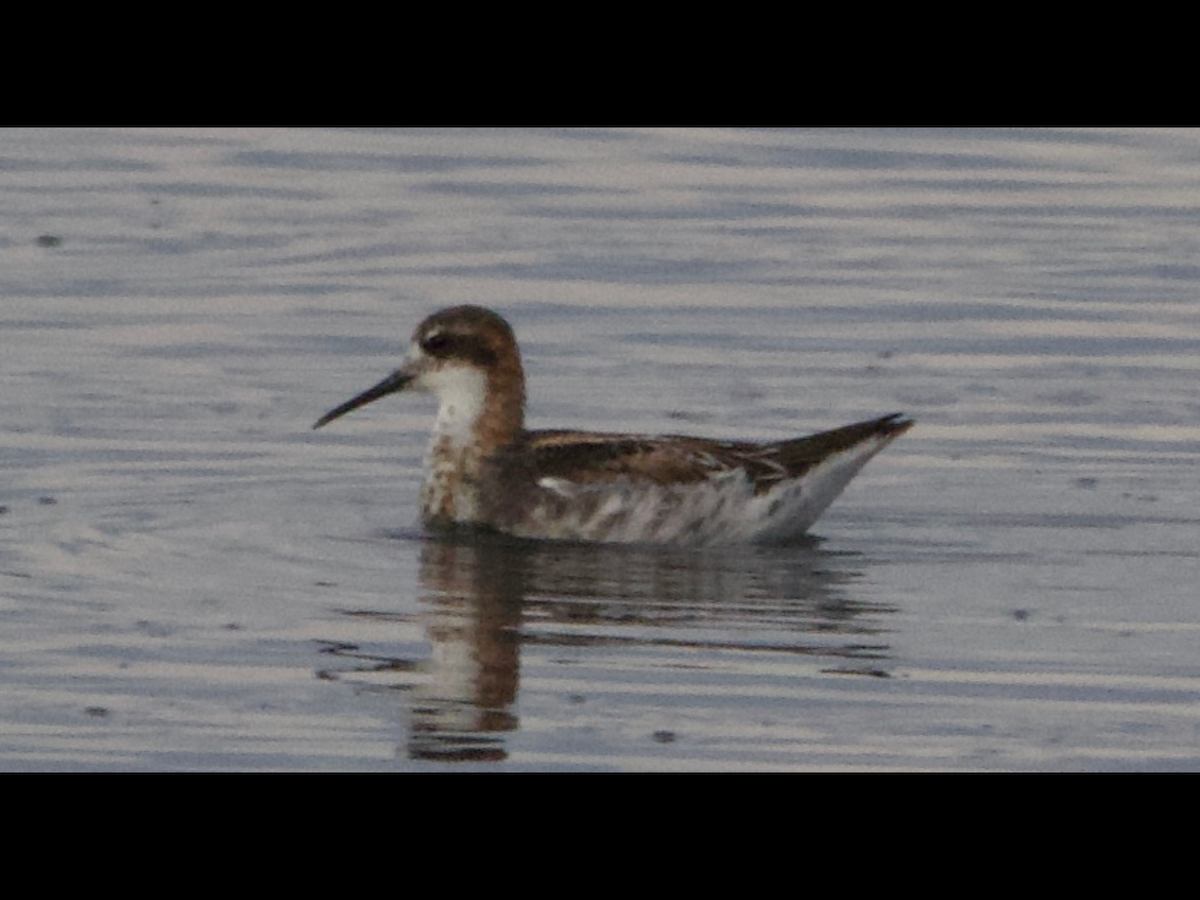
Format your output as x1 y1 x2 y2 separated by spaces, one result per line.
421 332 451 356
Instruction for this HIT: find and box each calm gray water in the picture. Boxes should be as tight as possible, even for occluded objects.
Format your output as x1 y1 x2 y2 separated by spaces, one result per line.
2 127 1198 770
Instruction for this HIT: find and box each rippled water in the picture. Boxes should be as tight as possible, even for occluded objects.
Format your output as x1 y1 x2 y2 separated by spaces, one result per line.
3 127 1198 770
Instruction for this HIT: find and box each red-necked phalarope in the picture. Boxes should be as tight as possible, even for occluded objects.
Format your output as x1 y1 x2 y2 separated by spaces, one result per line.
314 305 912 545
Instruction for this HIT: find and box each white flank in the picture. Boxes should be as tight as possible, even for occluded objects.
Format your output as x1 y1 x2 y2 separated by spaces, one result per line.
525 432 900 545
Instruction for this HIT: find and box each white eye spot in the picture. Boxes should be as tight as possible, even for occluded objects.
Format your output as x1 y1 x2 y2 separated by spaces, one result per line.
420 328 452 357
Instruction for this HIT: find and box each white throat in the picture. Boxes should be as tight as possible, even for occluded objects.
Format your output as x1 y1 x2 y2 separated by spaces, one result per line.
423 365 488 447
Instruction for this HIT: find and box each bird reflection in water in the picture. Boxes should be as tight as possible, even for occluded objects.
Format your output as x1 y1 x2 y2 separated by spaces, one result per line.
319 530 896 763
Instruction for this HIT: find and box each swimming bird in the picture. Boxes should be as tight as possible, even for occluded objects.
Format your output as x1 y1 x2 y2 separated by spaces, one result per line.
314 305 912 545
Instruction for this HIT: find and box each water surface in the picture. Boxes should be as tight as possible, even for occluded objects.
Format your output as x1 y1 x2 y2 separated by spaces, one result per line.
2 127 1198 770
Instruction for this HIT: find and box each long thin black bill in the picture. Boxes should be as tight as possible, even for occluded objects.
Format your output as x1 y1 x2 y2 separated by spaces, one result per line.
313 370 414 430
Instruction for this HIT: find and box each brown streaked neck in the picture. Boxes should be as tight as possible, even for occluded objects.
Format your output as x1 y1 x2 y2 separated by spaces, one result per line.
474 353 526 455
421 358 525 525
425 351 526 462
